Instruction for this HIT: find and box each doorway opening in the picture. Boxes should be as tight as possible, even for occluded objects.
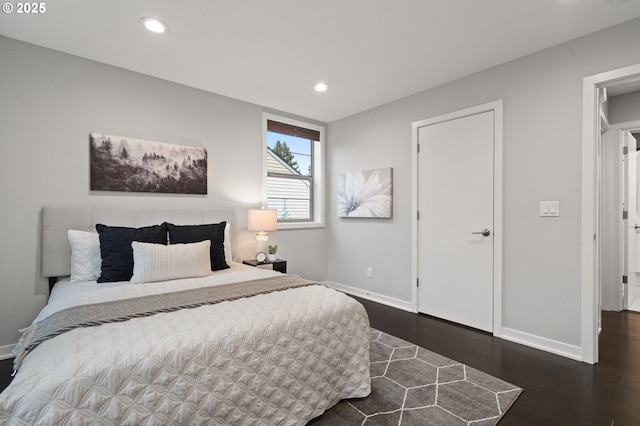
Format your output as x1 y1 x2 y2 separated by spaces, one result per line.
600 127 640 314
582 63 640 364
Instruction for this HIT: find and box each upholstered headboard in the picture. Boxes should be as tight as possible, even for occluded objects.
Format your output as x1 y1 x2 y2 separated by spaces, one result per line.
42 206 237 280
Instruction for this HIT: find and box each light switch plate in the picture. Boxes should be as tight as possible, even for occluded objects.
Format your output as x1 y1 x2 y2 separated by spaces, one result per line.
540 201 560 217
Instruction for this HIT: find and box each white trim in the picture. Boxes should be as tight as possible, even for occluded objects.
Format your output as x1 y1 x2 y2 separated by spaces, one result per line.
411 100 504 337
262 112 325 229
582 79 598 364
411 118 419 312
328 275 585 362
323 281 415 313
501 328 582 362
326 277 583 361
275 221 324 230
610 119 640 131
493 101 504 337
582 62 640 365
0 343 15 361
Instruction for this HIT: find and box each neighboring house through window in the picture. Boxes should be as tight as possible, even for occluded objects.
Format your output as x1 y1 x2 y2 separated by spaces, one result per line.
263 113 324 228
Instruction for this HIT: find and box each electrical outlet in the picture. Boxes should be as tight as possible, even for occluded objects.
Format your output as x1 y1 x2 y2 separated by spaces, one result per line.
367 267 373 279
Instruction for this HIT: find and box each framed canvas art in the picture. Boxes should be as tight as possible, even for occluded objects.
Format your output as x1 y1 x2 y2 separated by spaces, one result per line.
338 167 392 218
90 133 207 195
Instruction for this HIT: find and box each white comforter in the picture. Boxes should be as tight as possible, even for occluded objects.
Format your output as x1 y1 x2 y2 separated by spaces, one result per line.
0 265 371 425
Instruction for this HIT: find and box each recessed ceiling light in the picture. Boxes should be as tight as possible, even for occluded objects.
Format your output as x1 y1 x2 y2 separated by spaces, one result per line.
139 17 169 34
314 82 328 92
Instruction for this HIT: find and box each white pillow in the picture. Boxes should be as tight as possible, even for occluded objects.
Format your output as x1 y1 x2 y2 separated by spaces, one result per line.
68 229 101 283
224 223 233 266
131 240 212 284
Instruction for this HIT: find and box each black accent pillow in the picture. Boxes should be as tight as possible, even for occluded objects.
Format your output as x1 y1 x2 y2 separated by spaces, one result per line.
167 222 229 271
96 223 168 283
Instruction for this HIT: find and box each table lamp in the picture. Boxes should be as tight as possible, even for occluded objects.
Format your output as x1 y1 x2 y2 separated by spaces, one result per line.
247 208 277 256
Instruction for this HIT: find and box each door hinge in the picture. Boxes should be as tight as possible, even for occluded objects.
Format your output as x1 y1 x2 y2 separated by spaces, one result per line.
623 275 628 284
624 210 628 220
417 143 420 153
417 211 420 220
417 278 419 287
624 146 629 155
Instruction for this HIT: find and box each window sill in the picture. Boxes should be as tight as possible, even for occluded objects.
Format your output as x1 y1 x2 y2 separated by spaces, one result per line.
277 221 324 230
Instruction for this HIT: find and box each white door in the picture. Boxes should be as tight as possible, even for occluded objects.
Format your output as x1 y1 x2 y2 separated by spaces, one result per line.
600 130 624 311
625 133 638 309
417 110 495 332
600 130 638 311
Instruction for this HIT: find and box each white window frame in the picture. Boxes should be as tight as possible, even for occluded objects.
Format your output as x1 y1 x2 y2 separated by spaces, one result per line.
262 113 324 229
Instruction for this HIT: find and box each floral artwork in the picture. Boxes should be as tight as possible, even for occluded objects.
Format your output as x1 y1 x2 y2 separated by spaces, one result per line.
338 167 392 218
90 133 207 194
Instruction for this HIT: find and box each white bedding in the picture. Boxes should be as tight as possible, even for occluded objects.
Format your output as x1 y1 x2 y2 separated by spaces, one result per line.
0 263 371 425
48 262 276 311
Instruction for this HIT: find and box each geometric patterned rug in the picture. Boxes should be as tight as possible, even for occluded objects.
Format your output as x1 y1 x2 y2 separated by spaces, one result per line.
309 328 522 425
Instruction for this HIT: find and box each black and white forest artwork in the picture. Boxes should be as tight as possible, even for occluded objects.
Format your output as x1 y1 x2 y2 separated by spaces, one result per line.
90 133 207 194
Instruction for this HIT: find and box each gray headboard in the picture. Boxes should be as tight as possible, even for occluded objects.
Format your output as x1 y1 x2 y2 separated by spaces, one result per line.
42 206 237 279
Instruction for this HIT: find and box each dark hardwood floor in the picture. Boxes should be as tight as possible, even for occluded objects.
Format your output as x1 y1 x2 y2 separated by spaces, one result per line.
1 300 639 424
359 298 640 425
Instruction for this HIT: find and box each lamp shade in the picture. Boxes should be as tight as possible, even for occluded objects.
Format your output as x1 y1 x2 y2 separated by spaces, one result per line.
247 209 277 231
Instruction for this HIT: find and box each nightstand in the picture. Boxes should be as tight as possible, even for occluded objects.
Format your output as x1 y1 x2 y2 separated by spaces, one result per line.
243 259 287 274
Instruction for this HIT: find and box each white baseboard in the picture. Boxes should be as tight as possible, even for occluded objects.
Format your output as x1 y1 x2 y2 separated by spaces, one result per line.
323 281 415 313
501 327 583 361
0 343 15 361
323 281 584 362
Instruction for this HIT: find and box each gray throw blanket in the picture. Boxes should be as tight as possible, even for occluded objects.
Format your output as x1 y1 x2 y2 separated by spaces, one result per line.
13 275 317 371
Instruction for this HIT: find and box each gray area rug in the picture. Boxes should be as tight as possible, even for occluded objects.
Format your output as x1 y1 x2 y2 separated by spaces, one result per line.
310 328 522 425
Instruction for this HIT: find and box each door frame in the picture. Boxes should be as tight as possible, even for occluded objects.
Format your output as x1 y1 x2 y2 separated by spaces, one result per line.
582 63 640 364
411 100 504 336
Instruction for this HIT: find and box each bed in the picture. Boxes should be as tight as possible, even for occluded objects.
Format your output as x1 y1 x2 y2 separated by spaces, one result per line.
0 207 371 425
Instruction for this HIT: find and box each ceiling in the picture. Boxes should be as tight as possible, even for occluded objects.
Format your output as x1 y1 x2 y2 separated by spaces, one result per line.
2 0 640 123
607 79 640 97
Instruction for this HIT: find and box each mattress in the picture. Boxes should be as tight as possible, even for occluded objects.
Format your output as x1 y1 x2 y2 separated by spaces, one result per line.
0 263 371 425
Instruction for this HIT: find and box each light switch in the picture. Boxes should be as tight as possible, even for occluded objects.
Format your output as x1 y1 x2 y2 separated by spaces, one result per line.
540 201 560 217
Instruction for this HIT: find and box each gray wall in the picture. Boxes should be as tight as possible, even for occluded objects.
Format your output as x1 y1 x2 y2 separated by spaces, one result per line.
0 36 327 350
3 18 640 360
327 19 640 352
608 90 640 124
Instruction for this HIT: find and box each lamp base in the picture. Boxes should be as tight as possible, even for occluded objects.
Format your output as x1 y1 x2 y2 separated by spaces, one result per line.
256 232 268 255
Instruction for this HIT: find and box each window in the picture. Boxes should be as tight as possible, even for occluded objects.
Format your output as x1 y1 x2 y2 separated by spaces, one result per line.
263 113 324 228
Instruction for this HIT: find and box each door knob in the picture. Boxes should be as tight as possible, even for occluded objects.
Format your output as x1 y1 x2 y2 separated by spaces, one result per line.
472 229 491 237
